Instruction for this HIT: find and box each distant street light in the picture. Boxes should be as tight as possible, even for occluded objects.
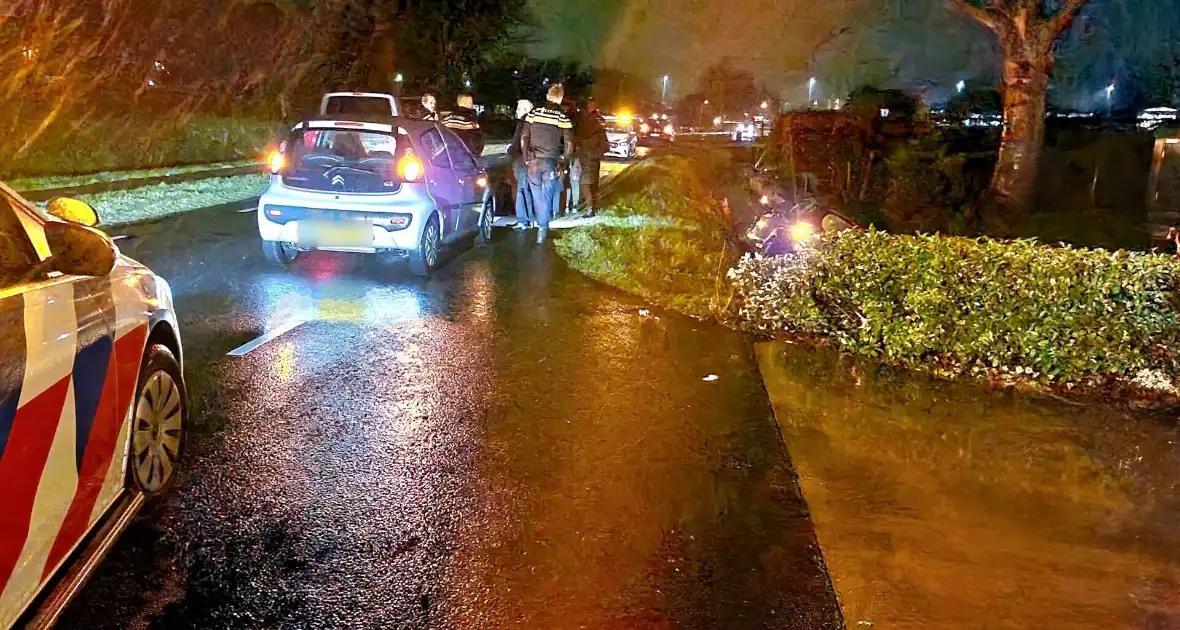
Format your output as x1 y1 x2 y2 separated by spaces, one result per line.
808 77 817 105
760 101 769 109
394 73 404 83
661 74 670 105
465 79 472 88
1106 83 1115 115
956 80 965 93
703 99 709 105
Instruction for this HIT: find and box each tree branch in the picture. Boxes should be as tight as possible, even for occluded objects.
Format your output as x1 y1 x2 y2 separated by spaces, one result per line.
947 0 1005 34
1047 0 1089 36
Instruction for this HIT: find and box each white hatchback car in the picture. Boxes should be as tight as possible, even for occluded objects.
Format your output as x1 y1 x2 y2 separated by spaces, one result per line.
0 190 186 629
258 116 495 276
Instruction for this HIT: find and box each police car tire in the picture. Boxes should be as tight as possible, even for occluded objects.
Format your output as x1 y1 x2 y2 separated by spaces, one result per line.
262 240 298 266
127 343 187 500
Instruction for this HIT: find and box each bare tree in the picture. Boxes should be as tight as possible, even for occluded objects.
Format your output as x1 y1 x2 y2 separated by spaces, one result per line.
948 0 1090 209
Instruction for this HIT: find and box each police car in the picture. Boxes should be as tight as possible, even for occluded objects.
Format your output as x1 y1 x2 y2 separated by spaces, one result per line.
259 115 495 276
0 190 186 629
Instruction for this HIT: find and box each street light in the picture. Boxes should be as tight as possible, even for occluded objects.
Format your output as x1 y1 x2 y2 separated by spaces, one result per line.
465 79 472 88
394 73 404 83
661 74 670 105
956 80 965 93
760 101 769 109
703 99 709 105
1106 83 1115 115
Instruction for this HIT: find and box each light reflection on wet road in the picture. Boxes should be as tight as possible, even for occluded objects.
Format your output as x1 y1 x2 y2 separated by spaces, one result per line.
56 203 839 628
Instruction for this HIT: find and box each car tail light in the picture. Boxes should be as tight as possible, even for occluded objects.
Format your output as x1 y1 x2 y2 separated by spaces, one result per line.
398 154 423 181
267 150 285 174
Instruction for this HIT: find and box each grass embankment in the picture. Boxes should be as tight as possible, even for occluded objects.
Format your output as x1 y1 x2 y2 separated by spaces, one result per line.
555 152 742 318
5 115 279 179
73 174 268 226
10 158 259 192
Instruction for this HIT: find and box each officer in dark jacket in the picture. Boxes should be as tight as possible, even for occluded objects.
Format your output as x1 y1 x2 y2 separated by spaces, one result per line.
575 98 609 216
507 98 535 229
521 84 574 243
442 93 484 156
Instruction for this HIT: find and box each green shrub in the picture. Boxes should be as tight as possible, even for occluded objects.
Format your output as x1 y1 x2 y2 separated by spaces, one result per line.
730 228 1180 384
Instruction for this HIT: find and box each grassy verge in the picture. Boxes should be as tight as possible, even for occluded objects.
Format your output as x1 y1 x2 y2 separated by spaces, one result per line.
555 152 741 319
5 115 279 179
10 159 260 192
72 174 268 226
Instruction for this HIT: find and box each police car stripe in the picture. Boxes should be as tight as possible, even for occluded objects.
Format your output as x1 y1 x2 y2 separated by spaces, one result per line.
43 323 146 580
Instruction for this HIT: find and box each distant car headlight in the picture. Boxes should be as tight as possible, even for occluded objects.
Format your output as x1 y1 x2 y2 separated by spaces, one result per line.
790 221 814 241
663 124 674 135
640 123 651 133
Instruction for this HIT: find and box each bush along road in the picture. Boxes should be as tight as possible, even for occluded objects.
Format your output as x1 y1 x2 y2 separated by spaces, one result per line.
557 147 1180 401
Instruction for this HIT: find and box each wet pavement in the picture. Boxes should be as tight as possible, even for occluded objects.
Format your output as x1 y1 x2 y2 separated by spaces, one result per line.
757 341 1180 630
55 202 841 628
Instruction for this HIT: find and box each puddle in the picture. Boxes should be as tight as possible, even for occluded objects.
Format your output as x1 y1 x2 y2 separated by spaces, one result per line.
756 341 1180 629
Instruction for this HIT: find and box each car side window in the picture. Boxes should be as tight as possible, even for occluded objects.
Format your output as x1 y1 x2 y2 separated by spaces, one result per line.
0 194 40 289
418 129 451 170
440 130 478 174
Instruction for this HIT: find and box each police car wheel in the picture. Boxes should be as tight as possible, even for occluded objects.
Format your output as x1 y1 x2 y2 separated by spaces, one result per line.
128 343 187 498
476 196 495 246
410 215 440 277
262 240 299 266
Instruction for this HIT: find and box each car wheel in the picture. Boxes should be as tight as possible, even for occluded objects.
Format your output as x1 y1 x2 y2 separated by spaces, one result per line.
476 195 495 246
128 343 186 500
262 240 299 266
410 214 440 276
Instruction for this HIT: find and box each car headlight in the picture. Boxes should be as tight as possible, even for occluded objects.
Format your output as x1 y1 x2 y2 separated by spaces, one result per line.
790 221 814 241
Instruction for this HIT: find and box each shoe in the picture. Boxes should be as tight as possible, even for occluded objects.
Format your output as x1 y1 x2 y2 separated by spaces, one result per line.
513 221 528 231
536 227 548 244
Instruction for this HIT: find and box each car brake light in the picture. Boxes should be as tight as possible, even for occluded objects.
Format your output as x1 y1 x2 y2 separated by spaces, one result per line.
399 154 423 181
267 150 285 174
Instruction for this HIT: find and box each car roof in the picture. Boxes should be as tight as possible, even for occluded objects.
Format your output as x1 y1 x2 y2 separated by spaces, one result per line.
292 115 437 133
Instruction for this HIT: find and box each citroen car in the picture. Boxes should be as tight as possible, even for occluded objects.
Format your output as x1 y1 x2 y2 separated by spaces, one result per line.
0 190 187 629
259 115 496 276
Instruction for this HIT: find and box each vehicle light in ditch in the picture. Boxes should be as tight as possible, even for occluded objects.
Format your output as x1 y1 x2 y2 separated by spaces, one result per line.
791 221 814 241
267 151 285 174
399 154 423 181
476 175 488 188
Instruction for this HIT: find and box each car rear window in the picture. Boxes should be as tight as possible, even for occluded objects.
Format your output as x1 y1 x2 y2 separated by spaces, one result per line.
281 128 416 194
322 97 395 117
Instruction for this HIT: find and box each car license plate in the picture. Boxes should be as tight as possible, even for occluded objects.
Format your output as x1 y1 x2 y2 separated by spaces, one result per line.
300 222 373 247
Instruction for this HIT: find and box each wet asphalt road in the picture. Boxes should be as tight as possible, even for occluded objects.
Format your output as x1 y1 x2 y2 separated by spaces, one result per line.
55 177 841 628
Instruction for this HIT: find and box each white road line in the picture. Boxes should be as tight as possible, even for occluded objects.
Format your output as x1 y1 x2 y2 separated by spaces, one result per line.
237 207 255 213
227 318 309 356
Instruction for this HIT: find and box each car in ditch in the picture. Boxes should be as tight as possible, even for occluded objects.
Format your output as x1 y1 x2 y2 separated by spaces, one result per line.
603 114 638 159
638 114 676 147
0 191 187 630
259 116 496 276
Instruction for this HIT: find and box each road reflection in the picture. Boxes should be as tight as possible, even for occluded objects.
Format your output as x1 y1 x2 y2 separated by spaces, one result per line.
756 340 1180 629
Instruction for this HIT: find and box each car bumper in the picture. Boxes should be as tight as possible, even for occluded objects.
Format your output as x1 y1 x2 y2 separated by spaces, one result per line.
257 186 435 253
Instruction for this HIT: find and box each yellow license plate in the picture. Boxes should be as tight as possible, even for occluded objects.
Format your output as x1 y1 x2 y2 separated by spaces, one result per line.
302 223 373 247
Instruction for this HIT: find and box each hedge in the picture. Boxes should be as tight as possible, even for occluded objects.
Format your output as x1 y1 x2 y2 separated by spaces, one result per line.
729 228 1180 386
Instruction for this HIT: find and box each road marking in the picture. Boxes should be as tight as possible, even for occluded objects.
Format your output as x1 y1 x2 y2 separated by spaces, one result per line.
237 207 255 213
226 318 309 356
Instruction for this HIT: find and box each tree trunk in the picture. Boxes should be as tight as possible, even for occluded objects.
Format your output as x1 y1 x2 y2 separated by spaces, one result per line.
991 47 1050 209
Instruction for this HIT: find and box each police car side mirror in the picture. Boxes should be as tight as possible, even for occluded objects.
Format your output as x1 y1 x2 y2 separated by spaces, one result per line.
46 197 100 227
45 221 117 277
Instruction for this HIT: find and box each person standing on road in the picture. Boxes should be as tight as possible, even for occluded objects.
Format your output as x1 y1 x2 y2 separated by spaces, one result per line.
521 84 574 244
442 93 484 156
508 98 535 230
574 98 609 216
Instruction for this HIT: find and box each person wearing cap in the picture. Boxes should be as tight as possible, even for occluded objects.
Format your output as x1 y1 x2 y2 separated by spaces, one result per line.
521 83 574 244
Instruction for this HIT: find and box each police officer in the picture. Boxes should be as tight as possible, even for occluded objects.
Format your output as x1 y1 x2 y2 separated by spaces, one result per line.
442 93 484 156
521 84 574 244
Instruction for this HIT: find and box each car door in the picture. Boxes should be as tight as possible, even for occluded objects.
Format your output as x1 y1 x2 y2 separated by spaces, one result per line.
417 127 463 242
439 129 482 234
0 196 128 629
